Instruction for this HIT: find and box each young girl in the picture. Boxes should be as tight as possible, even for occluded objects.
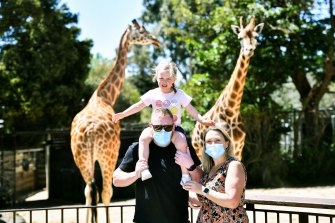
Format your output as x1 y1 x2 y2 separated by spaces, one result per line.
112 60 215 183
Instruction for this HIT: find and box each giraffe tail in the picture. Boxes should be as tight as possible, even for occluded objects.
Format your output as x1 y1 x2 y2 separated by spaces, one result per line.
90 181 98 223
85 125 99 223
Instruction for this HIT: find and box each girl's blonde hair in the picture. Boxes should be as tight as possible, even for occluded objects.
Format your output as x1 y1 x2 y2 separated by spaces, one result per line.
201 126 235 174
152 60 178 93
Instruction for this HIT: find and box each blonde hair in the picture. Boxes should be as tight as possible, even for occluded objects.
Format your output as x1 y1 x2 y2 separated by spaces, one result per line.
201 127 235 173
152 60 178 93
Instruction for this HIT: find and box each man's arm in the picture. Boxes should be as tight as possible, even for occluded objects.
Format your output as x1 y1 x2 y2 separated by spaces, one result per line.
175 149 203 182
189 166 203 182
113 160 147 187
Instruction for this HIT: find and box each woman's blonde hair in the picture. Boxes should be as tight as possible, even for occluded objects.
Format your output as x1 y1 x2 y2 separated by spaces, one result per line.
201 126 235 173
152 60 178 93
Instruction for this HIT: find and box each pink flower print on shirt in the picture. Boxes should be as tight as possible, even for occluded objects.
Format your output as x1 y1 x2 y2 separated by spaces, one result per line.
163 100 171 108
155 100 163 107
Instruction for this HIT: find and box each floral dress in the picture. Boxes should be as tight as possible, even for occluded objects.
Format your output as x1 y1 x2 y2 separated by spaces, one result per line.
196 157 249 223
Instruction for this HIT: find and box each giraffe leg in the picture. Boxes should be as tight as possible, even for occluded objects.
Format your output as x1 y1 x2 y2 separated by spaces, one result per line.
72 147 97 223
99 161 115 223
85 181 99 223
84 184 92 223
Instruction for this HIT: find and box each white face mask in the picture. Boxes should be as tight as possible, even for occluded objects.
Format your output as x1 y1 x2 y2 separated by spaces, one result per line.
205 143 225 159
152 129 172 147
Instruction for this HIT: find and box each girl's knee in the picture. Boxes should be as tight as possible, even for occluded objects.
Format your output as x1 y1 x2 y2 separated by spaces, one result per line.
173 132 188 151
139 127 153 142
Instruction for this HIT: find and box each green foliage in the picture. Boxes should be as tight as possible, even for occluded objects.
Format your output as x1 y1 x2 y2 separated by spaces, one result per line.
243 110 289 187
179 73 222 132
0 0 92 132
140 0 335 187
127 46 158 95
85 53 112 87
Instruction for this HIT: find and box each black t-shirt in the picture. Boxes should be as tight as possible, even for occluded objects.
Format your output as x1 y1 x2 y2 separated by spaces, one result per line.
119 141 201 223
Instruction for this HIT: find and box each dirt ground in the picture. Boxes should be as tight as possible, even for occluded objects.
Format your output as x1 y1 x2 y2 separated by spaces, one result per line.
1 186 334 223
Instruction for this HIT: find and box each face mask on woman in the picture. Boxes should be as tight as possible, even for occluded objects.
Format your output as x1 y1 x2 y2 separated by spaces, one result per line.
153 129 172 147
205 143 225 159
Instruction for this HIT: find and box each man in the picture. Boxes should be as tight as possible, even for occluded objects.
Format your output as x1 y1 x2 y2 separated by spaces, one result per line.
113 108 202 223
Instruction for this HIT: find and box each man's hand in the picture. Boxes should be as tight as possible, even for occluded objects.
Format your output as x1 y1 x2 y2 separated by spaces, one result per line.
175 148 194 169
135 159 148 179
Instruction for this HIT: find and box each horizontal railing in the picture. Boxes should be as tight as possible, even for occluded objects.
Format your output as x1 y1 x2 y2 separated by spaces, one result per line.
245 194 335 223
1 194 334 223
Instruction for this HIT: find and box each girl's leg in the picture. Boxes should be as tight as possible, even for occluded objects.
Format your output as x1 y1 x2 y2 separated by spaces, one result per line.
139 127 153 181
172 131 191 185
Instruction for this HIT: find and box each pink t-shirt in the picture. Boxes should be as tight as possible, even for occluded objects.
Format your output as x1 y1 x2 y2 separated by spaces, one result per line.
141 88 192 126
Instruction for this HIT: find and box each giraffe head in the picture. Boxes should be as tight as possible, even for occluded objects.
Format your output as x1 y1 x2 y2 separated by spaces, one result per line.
231 16 264 57
127 19 160 46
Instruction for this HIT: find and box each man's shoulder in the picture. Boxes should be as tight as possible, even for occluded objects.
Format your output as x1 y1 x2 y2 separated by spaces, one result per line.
129 142 139 150
123 142 139 158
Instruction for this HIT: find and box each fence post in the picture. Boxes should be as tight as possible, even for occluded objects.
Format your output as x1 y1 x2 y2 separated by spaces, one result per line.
299 213 308 223
246 203 255 222
45 133 51 198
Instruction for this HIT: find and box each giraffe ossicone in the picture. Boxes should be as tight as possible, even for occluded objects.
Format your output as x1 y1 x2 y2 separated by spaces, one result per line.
192 16 264 161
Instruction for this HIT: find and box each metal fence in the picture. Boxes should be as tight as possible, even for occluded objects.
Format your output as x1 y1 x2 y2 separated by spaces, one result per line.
0 194 334 223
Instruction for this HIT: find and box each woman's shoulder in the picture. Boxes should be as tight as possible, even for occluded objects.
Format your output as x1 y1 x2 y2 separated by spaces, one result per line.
226 158 247 176
219 158 243 171
227 157 244 167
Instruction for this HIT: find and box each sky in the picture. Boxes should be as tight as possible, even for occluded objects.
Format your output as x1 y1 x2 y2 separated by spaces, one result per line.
60 0 144 59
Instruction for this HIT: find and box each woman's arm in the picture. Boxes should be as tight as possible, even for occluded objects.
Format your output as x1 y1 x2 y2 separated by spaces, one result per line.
184 161 246 209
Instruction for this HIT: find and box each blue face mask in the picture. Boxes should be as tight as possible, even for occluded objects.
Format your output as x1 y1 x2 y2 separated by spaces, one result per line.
153 129 172 147
205 143 225 159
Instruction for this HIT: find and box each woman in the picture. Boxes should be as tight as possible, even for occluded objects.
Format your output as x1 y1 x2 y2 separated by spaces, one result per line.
183 126 249 223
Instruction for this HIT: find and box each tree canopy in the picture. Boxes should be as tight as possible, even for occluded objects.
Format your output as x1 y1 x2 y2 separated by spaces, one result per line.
138 0 334 113
0 0 92 132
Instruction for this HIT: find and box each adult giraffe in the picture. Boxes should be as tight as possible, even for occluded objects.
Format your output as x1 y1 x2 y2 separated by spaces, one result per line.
70 20 160 223
192 16 264 161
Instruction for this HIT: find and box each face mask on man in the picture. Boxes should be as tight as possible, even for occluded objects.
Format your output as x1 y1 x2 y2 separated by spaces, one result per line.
152 125 173 147
205 143 225 159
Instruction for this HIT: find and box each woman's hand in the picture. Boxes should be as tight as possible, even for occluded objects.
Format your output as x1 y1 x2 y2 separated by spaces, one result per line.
183 180 203 195
175 148 194 169
188 191 201 209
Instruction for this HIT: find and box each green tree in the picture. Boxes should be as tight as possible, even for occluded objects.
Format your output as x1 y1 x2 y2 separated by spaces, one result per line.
0 0 92 132
139 0 335 186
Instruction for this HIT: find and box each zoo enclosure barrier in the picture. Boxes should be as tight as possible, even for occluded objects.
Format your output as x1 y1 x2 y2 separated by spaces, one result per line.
0 194 334 223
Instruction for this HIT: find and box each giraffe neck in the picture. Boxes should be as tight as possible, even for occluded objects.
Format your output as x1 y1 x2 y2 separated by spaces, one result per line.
216 49 250 117
96 30 130 106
